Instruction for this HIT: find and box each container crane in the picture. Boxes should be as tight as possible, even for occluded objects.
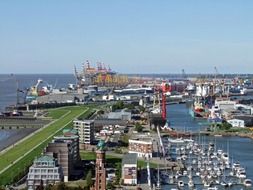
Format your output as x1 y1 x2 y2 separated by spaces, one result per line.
182 69 187 79
214 66 219 82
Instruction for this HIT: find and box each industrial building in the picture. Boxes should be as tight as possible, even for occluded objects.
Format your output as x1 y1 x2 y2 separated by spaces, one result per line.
27 155 63 190
122 153 138 185
108 109 132 121
227 119 245 128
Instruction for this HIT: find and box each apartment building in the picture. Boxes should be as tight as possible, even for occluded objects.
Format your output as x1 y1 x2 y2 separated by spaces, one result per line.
128 137 153 158
27 155 63 190
73 119 95 147
122 153 138 185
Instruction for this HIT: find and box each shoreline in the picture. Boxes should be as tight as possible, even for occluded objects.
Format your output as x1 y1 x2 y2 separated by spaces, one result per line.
202 131 253 140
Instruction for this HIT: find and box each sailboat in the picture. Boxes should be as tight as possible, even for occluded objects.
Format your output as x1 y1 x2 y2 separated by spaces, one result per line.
156 164 161 190
188 178 194 188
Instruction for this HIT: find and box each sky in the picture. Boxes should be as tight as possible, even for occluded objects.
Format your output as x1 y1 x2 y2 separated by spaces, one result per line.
0 0 253 74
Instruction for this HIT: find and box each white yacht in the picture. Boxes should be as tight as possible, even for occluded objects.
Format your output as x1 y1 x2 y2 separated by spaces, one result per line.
168 138 185 144
244 179 252 187
178 180 184 187
188 179 194 188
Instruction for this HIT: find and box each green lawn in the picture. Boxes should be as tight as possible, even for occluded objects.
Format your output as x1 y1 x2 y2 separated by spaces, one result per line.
80 151 157 168
0 106 93 186
80 151 121 161
80 151 96 160
47 108 69 119
137 160 157 169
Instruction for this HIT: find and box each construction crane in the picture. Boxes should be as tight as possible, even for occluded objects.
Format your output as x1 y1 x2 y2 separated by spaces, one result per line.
152 88 161 114
74 65 82 86
214 66 219 82
10 74 29 106
29 79 43 96
15 79 22 105
182 69 187 79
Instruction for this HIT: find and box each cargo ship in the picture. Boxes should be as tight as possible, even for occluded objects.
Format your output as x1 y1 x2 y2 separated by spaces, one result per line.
189 83 213 118
25 79 54 103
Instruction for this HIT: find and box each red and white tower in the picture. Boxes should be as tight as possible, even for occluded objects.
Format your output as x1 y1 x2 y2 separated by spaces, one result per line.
161 82 171 121
94 141 106 190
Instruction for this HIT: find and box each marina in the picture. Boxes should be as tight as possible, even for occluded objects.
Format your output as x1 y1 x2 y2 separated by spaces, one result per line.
158 136 252 189
157 104 253 189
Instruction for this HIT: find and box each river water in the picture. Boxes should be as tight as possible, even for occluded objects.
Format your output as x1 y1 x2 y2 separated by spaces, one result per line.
0 74 75 111
0 74 75 151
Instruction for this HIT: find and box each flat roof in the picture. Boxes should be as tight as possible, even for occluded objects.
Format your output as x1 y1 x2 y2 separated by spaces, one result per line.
35 155 54 162
94 119 127 126
122 153 137 165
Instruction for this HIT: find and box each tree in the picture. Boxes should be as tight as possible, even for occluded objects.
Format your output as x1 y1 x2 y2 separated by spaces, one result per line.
112 101 124 111
45 184 53 190
106 181 115 190
86 170 93 188
124 103 135 110
135 123 143 132
56 182 66 190
138 105 145 112
120 134 129 147
218 122 232 130
115 163 122 185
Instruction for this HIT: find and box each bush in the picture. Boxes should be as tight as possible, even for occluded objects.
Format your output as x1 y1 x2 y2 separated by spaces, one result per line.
217 122 232 130
86 170 93 188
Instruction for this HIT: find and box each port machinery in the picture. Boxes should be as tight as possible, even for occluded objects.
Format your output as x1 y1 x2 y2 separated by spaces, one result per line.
74 60 129 87
152 82 171 125
152 82 172 159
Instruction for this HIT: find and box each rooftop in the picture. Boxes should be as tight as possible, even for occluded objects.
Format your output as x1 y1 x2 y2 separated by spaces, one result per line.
63 128 78 136
122 153 137 165
35 155 54 163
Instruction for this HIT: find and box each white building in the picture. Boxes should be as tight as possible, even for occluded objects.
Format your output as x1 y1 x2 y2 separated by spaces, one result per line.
128 137 153 158
215 100 236 111
108 109 132 121
73 120 95 147
122 153 138 185
102 94 115 101
27 155 63 190
227 119 245 128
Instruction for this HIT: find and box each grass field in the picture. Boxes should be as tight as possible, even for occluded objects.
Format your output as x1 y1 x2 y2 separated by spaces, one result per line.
47 108 69 119
80 151 121 161
80 151 157 168
0 106 93 186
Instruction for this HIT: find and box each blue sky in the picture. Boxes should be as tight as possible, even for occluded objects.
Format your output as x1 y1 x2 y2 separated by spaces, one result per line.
0 1 252 74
